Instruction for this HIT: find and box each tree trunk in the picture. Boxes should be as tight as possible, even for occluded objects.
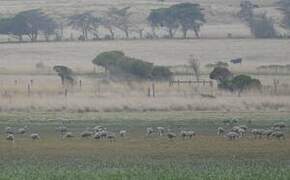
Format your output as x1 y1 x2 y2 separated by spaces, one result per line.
193 27 200 38
61 76 64 86
108 27 114 39
139 29 143 39
182 28 188 39
168 28 173 39
124 29 129 39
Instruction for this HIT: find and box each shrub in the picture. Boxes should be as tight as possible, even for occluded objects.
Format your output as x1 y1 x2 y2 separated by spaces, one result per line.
152 66 173 80
92 51 155 79
209 67 233 82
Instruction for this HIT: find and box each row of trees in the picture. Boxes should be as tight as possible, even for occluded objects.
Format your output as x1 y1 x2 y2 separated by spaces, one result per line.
1 1 290 42
0 3 205 42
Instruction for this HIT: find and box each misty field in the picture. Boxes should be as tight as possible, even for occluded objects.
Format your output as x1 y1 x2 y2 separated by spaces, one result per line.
0 39 290 72
1 111 290 179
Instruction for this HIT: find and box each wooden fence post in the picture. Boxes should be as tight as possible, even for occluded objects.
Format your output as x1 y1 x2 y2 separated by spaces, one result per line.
152 82 155 97
27 84 31 96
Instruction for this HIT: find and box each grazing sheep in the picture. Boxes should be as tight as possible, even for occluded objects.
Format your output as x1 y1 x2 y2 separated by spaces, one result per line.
217 127 225 136
251 129 264 139
181 130 195 139
6 134 14 143
80 131 93 138
17 127 27 134
106 132 116 141
146 127 154 136
167 132 177 140
156 127 165 136
273 122 286 129
63 132 74 139
93 126 104 132
239 125 248 131
231 126 241 133
119 130 127 137
94 132 101 140
56 126 67 135
224 132 240 140
99 130 108 138
271 131 285 140
272 127 281 131
31 133 40 140
5 127 14 134
238 128 246 137
263 129 274 139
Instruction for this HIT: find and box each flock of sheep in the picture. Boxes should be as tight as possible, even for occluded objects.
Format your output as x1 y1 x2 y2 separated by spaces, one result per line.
3 121 287 143
221 122 287 140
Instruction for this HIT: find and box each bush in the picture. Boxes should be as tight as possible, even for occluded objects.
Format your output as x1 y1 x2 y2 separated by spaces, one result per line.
92 51 155 79
219 75 262 94
249 14 277 38
152 66 173 80
209 67 233 82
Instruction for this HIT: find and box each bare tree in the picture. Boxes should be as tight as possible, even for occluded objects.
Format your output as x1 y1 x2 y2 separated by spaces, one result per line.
105 7 133 39
188 55 200 81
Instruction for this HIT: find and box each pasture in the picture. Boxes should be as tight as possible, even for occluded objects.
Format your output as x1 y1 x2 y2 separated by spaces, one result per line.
1 111 290 179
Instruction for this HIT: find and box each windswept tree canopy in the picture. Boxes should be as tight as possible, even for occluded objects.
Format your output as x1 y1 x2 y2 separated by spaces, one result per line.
68 11 102 40
92 51 172 80
209 67 233 82
147 3 205 38
53 65 74 85
0 9 57 41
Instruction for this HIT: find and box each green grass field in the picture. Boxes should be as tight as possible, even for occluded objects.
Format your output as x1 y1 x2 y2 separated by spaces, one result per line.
0 111 290 179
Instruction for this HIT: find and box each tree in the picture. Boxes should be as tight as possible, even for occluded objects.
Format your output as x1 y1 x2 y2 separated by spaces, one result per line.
147 8 178 38
239 0 255 22
230 75 262 95
68 11 101 40
209 67 233 82
170 3 205 38
249 13 277 38
188 55 200 81
147 3 205 38
92 51 154 79
105 7 133 39
151 66 172 80
277 0 290 28
0 9 57 41
53 65 74 86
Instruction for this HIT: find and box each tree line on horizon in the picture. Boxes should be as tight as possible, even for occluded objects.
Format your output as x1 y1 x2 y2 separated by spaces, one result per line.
0 1 290 42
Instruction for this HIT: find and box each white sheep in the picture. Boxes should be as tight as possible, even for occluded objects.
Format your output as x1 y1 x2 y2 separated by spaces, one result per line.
31 133 40 140
56 126 67 135
119 130 127 137
93 126 104 132
251 129 264 139
181 130 195 139
80 130 93 138
273 122 286 129
156 127 165 136
146 127 154 136
262 129 273 139
106 132 116 142
5 127 14 134
224 132 240 140
17 127 27 134
167 132 177 140
217 127 225 136
6 134 15 143
63 132 74 139
271 131 285 140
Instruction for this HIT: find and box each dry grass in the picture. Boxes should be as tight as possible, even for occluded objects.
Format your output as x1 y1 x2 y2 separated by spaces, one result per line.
0 39 289 72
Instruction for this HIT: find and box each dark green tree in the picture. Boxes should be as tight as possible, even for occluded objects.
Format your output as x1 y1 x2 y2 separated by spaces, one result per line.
170 3 205 38
209 67 233 82
53 65 74 86
68 11 101 40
